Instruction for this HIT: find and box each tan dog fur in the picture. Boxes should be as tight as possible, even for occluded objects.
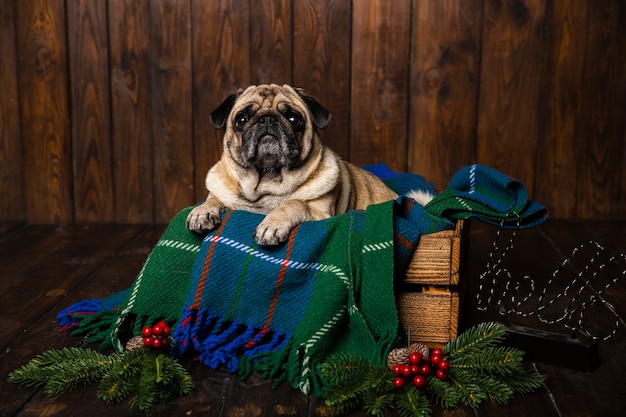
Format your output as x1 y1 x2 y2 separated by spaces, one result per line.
186 84 399 245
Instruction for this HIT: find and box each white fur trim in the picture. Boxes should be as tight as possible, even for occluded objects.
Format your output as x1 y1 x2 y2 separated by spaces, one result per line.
406 189 435 206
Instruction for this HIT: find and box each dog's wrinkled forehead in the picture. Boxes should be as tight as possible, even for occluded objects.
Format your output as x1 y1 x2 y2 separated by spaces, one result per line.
238 84 304 113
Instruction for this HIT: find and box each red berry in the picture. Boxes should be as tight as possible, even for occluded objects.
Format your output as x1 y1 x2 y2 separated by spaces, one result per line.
392 364 403 374
141 326 153 337
161 338 170 349
410 365 420 375
393 377 405 388
438 359 450 371
420 365 431 375
436 369 447 380
432 348 443 357
143 337 153 347
152 324 164 336
430 355 441 366
401 365 412 377
151 337 163 349
408 352 422 365
412 375 427 388
155 321 171 336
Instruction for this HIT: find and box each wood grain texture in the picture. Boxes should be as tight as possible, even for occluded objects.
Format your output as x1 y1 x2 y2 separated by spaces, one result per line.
150 0 194 223
404 221 463 285
3 0 626 224
293 0 352 160
534 0 587 218
0 224 143 350
398 291 459 345
0 0 24 221
350 0 412 171
576 0 626 219
15 0 73 223
2 221 626 415
191 0 251 202
0 224 155 415
249 0 292 85
67 0 114 222
477 0 548 197
109 0 154 223
408 0 483 187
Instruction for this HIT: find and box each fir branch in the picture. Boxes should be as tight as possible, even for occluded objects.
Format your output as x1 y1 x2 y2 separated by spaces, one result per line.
360 366 396 416
425 376 459 409
449 346 525 376
394 385 431 417
497 371 546 394
321 353 395 416
170 360 195 396
323 384 363 416
320 353 375 415
448 374 488 408
98 348 144 404
9 346 195 412
319 352 374 384
363 365 395 395
318 323 546 415
445 322 506 358
472 375 514 405
362 391 395 417
8 348 115 395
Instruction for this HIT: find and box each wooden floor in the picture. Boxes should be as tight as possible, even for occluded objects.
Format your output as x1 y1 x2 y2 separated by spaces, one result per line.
1 218 625 417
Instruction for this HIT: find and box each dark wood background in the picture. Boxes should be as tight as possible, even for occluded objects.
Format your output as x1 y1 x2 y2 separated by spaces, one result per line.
1 0 624 225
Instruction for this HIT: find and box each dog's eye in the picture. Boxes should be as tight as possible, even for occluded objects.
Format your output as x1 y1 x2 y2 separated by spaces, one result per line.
234 112 248 130
287 112 304 130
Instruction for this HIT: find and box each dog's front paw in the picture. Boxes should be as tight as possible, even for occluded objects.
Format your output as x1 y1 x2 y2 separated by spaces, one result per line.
186 203 223 233
254 217 293 246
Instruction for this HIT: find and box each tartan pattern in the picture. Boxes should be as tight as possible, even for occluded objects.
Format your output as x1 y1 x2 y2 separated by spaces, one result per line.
170 201 447 394
424 164 549 227
56 164 547 395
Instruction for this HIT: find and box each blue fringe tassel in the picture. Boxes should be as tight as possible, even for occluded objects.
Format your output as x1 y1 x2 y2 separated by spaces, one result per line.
172 307 290 373
56 290 129 330
56 299 103 329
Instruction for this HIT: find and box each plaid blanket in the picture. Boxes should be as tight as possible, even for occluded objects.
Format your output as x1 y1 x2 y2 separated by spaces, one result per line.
57 164 547 395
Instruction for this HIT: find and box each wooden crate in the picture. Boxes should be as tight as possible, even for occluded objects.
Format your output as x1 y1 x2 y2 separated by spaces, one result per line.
397 220 464 347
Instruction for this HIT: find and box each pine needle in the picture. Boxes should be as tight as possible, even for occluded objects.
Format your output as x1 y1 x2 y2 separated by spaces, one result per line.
445 322 506 357
9 346 194 412
394 385 431 417
425 376 459 409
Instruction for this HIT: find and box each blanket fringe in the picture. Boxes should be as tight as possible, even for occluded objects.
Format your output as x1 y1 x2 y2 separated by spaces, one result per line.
172 308 290 373
56 299 103 331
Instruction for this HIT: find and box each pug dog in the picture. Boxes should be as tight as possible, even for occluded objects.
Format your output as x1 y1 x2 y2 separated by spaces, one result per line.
186 84 431 245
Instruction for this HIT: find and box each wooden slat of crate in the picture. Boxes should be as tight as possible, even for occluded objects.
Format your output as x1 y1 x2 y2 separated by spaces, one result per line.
404 220 463 285
398 221 464 346
397 287 459 346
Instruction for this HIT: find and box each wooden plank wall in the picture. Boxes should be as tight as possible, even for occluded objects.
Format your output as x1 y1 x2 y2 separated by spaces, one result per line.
1 0 624 224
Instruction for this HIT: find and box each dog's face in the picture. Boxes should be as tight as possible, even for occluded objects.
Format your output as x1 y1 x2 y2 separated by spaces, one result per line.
209 84 331 175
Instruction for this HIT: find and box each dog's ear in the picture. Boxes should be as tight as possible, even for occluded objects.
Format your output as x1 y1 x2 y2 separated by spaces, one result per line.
294 88 331 130
210 90 243 130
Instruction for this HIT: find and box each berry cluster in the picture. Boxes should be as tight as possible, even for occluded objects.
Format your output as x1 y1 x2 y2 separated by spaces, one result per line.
391 348 449 389
141 321 171 350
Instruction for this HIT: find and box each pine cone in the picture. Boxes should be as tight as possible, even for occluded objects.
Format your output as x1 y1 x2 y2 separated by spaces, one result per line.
408 343 430 358
387 347 409 370
125 335 144 351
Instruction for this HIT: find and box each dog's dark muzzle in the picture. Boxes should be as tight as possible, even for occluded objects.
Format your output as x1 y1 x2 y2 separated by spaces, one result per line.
240 115 301 173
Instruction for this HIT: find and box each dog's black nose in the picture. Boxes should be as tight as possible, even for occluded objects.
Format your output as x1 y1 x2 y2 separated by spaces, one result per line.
261 115 276 128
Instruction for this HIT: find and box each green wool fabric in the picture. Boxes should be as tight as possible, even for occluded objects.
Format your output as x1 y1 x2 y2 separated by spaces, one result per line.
244 202 398 395
106 207 202 351
424 164 548 228
58 164 548 396
171 201 401 396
